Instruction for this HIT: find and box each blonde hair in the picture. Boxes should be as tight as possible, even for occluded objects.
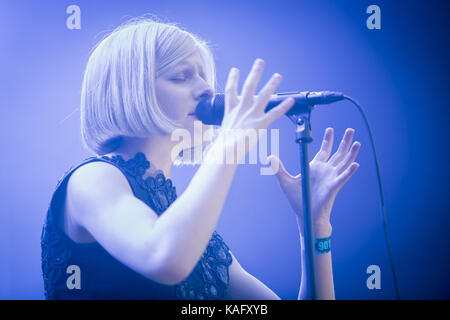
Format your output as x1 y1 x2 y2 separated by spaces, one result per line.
80 15 219 162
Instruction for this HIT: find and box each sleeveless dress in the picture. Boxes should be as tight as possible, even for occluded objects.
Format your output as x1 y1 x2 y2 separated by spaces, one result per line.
40 152 233 299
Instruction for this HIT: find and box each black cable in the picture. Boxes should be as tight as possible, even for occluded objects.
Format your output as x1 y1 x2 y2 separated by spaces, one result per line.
343 95 401 300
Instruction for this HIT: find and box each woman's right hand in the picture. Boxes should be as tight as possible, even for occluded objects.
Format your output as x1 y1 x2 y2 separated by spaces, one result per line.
213 59 295 163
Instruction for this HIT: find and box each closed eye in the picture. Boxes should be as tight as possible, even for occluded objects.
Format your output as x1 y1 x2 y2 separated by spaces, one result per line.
170 69 199 83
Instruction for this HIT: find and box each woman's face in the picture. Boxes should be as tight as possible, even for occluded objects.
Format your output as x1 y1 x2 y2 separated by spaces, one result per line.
155 51 214 138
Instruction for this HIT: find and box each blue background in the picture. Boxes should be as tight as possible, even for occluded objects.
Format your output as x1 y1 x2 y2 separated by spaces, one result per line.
1 0 449 299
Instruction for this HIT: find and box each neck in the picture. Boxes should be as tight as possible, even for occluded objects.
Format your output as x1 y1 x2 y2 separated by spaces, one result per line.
105 135 177 179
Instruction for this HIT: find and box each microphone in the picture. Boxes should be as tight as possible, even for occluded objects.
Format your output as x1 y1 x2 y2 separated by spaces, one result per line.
193 91 345 125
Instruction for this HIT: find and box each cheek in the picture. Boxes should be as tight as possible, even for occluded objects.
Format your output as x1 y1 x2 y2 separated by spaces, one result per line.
155 84 187 121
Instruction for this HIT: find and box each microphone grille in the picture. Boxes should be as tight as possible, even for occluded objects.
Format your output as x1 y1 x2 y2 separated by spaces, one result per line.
214 93 225 107
194 94 225 125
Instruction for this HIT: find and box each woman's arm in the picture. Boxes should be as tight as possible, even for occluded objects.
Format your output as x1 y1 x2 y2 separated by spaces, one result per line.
67 144 238 285
297 219 335 300
225 251 280 300
268 127 361 300
224 226 334 301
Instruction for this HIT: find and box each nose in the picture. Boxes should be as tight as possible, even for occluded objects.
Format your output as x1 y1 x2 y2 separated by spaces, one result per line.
194 78 214 102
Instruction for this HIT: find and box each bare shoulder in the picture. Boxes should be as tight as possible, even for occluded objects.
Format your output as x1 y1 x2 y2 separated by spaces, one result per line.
63 161 134 240
67 160 133 200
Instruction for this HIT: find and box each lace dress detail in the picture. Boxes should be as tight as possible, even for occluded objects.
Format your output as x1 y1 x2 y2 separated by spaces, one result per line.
41 228 72 299
41 152 233 299
101 153 177 215
175 232 233 299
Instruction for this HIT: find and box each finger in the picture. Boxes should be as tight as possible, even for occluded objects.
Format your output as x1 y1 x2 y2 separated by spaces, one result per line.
253 72 282 113
336 141 361 175
313 127 334 162
328 128 355 166
335 162 359 190
267 154 296 180
262 97 295 127
240 59 265 108
224 67 240 113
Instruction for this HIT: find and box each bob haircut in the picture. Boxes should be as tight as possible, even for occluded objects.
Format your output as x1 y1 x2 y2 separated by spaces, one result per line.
80 15 219 164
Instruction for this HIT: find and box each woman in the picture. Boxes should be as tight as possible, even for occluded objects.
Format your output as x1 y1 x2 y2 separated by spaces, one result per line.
41 17 361 300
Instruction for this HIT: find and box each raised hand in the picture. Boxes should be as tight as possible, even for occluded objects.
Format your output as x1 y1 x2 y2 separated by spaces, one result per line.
215 59 295 163
267 128 361 234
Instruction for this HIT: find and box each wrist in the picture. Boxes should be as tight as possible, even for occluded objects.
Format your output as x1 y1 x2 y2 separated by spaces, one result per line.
313 221 332 238
297 217 332 238
314 236 331 255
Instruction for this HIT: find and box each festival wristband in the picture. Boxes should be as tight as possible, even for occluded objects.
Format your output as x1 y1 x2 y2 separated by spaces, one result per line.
314 236 331 254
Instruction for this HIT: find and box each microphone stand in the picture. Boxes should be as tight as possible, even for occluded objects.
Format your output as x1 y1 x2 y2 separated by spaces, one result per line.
288 108 317 300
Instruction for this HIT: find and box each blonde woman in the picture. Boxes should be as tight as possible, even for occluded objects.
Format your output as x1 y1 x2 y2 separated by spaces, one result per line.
41 17 361 299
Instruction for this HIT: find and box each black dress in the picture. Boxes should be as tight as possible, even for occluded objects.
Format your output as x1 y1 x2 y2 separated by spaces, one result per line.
41 152 233 299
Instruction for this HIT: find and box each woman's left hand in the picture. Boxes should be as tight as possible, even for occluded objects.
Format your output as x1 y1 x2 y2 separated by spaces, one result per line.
267 127 361 235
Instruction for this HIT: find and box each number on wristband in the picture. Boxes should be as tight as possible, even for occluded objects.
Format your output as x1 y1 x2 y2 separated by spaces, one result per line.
314 237 331 254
